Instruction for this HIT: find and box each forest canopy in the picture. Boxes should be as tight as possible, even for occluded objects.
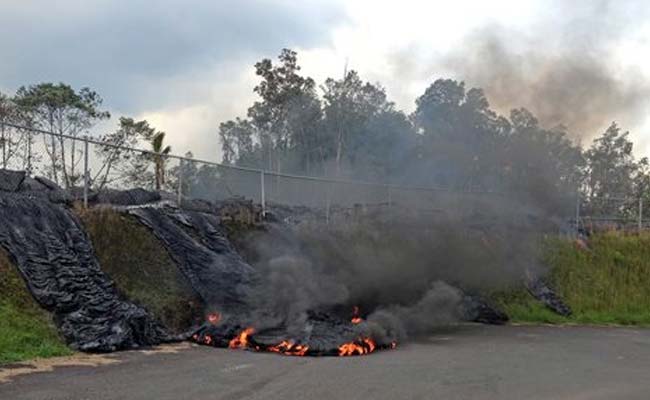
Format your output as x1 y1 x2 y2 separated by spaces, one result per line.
1 48 649 217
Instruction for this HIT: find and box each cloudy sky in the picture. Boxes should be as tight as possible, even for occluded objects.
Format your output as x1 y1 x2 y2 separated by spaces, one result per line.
1 0 649 161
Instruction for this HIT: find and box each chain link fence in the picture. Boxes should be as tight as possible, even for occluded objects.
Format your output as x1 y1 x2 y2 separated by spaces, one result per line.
576 194 646 232
3 121 646 230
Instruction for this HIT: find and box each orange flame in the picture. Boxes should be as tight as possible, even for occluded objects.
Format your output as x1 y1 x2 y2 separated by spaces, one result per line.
268 340 309 356
351 306 362 324
207 312 221 325
229 327 255 349
363 338 376 353
338 338 376 356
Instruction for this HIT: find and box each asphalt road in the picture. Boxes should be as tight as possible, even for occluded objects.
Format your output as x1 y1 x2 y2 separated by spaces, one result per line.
2 325 649 400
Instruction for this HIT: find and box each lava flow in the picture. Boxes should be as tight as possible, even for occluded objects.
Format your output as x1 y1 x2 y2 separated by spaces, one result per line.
229 327 255 349
351 306 362 324
192 312 396 357
338 338 376 356
268 340 309 356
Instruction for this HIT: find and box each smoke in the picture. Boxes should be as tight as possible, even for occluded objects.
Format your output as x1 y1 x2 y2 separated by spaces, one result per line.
210 2 650 345
421 1 650 139
366 281 463 343
248 252 349 338
237 198 550 344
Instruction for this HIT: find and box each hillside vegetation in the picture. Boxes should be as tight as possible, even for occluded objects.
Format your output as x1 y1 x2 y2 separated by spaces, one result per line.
0 251 71 364
78 208 204 334
496 232 650 325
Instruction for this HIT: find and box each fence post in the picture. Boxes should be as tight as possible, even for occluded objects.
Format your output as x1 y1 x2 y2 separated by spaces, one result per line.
325 183 331 225
260 170 266 217
83 136 89 208
26 128 32 176
177 158 183 207
639 196 644 231
1 123 6 169
575 191 581 232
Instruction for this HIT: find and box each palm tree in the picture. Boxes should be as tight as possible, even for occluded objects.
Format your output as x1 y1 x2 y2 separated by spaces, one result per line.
150 131 171 190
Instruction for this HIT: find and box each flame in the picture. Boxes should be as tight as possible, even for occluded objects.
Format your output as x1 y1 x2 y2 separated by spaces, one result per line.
268 340 309 356
193 312 394 357
351 306 362 324
229 327 255 349
207 312 221 325
338 338 377 356
363 338 376 353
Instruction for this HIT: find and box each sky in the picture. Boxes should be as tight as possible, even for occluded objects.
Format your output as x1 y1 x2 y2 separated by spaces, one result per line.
1 0 649 161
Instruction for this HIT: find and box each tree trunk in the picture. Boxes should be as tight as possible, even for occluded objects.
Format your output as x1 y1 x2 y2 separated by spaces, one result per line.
155 157 163 190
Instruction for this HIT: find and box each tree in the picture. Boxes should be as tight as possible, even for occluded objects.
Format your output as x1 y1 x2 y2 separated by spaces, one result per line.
14 83 109 186
635 157 650 204
412 79 502 189
218 118 258 167
149 131 171 190
0 92 18 169
94 117 156 190
220 49 322 173
321 70 394 177
0 92 39 172
412 78 467 138
584 122 638 216
166 151 198 195
504 108 584 211
348 108 417 181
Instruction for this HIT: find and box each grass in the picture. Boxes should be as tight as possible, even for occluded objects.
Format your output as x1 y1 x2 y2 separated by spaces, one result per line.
0 251 72 364
78 208 204 333
494 231 650 326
